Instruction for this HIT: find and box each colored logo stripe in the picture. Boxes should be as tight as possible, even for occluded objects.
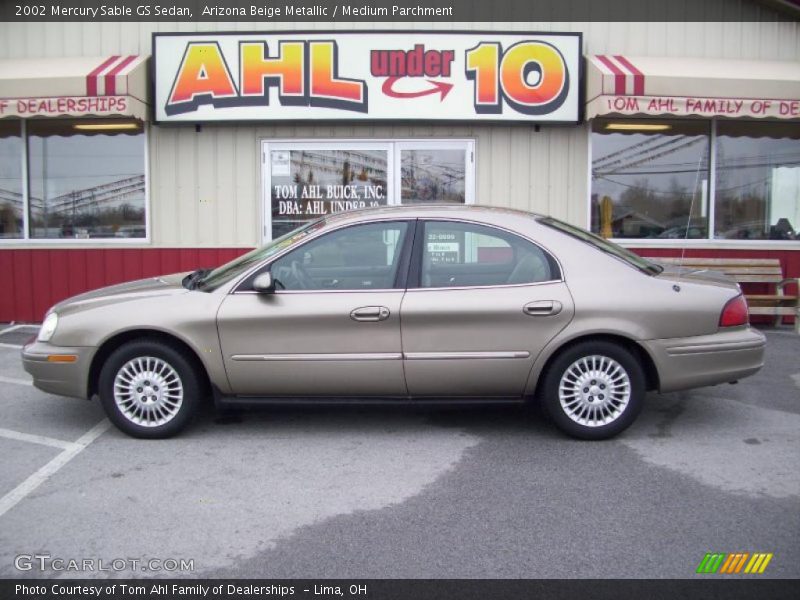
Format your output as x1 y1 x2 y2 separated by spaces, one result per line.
719 553 749 574
697 553 726 573
744 553 773 574
697 552 773 574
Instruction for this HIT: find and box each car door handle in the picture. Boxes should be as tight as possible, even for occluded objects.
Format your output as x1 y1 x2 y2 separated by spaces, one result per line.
350 306 390 322
523 300 562 316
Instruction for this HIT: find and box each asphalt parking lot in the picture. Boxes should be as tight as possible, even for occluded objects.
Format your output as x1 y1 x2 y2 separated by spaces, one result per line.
0 324 798 579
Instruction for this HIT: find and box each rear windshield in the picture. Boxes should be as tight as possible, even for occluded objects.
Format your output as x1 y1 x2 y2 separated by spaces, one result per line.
538 217 663 275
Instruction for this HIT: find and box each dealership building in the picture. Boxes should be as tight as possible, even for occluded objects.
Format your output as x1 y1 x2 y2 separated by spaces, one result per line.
1 5 799 322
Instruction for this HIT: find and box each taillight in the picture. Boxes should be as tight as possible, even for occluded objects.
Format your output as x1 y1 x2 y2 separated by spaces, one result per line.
719 295 749 327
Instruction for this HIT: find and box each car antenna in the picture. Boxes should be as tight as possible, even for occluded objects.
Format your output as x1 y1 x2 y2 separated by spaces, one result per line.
676 150 706 286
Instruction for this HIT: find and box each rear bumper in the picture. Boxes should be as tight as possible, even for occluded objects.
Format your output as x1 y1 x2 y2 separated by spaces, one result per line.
643 327 766 393
21 341 94 399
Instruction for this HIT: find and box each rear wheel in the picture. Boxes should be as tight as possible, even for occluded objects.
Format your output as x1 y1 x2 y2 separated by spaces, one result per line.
542 341 645 440
98 339 201 438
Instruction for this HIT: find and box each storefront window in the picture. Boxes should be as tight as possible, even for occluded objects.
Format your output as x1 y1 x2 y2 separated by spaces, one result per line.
714 121 800 241
590 119 710 239
27 119 146 239
269 147 389 239
400 148 467 204
0 120 23 239
264 140 474 241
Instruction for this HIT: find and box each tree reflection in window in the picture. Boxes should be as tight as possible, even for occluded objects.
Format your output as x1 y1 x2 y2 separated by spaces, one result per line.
590 119 710 239
27 120 146 239
0 120 23 239
714 121 800 241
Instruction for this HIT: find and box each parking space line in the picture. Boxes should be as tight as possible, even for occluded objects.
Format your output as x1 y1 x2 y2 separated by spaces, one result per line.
767 329 800 337
0 324 34 335
0 375 32 387
0 428 77 451
0 418 110 518
0 342 23 349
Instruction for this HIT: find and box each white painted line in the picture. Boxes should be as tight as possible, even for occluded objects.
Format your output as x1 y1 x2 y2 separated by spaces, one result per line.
0 342 23 349
0 418 110 518
0 375 32 387
0 427 77 451
0 324 36 335
765 329 800 337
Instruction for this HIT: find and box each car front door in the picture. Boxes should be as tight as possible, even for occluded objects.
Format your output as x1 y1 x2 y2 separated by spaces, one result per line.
216 220 413 397
401 219 574 397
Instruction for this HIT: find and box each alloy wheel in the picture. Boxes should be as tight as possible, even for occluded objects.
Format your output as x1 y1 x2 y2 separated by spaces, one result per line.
557 354 631 428
112 356 184 427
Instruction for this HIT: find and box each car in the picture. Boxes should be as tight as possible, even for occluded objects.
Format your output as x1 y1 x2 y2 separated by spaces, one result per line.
655 225 706 239
22 205 766 440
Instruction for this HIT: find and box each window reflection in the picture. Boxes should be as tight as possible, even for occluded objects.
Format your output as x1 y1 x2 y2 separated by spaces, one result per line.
591 119 710 239
0 120 23 239
27 119 146 239
421 221 556 287
714 121 800 241
401 148 466 204
270 222 408 290
270 148 388 240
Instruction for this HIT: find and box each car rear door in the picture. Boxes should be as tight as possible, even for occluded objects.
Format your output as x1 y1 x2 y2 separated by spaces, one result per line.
400 219 574 397
216 220 414 397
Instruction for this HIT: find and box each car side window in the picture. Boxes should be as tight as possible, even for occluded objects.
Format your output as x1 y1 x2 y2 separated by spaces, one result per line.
420 221 558 288
267 221 409 291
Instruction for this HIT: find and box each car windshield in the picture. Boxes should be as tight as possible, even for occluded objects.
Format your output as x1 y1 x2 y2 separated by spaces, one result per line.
538 217 663 275
195 219 327 292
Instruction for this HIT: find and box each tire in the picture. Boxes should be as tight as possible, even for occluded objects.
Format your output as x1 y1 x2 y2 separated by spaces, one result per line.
98 339 202 439
541 340 645 440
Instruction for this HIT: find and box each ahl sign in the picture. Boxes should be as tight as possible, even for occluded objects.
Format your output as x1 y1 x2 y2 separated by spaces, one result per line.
153 32 581 123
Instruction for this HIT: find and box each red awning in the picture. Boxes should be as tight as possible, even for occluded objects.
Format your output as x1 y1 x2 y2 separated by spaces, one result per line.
586 55 800 121
0 55 149 120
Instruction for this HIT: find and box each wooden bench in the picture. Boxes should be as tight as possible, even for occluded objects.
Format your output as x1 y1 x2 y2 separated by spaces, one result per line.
654 257 799 334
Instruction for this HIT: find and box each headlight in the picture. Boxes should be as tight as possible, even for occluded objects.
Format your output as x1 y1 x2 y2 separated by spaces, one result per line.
38 312 58 342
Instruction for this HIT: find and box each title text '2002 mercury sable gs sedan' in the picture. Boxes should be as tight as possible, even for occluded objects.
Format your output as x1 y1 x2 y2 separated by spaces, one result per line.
23 206 765 439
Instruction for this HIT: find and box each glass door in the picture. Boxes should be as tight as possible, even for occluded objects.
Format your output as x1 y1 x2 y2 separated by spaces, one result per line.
263 141 393 241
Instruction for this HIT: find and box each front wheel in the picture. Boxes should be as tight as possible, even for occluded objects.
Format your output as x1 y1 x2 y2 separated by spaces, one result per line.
98 339 202 439
541 341 645 440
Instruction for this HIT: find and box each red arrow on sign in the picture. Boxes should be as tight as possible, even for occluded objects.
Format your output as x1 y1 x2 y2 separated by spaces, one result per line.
381 77 454 101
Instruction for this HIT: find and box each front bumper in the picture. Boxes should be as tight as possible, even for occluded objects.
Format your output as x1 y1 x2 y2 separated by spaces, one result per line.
643 326 766 393
21 341 94 399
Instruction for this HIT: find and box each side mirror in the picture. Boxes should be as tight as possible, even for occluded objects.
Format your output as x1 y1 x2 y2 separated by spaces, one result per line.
252 271 276 294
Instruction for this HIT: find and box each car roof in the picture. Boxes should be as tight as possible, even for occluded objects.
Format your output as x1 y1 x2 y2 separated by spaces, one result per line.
322 204 546 226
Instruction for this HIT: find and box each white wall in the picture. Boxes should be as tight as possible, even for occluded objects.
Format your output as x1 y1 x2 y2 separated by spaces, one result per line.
146 122 591 247
2 14 798 247
3 19 798 60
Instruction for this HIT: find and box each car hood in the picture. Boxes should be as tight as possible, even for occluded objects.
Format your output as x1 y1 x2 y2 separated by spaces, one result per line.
52 272 191 316
654 264 741 291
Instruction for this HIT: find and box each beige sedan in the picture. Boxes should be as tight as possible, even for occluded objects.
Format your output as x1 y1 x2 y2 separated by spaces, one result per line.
22 206 766 440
